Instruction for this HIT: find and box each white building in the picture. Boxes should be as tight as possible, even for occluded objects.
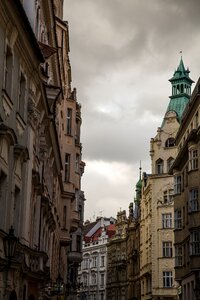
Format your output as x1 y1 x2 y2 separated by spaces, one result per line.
77 217 115 300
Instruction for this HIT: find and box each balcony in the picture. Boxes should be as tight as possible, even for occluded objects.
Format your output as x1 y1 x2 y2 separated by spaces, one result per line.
60 229 70 246
68 251 82 263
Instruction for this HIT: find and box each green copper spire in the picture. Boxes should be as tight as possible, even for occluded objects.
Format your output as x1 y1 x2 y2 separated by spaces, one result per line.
163 57 194 125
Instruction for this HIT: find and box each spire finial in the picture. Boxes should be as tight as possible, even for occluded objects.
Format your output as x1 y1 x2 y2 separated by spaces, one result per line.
139 160 142 180
180 50 182 59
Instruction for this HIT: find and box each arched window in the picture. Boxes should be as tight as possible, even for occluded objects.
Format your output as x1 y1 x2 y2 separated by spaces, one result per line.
156 159 164 174
165 138 175 148
167 157 174 172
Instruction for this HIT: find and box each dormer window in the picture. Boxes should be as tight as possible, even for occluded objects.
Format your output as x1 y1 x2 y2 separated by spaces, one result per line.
165 138 175 148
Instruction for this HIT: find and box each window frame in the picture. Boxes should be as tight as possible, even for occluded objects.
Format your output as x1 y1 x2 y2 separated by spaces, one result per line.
163 189 174 204
156 158 164 175
162 213 172 229
66 108 72 135
189 148 198 171
163 271 173 288
64 153 70 182
190 231 200 255
174 175 181 194
174 209 182 229
162 241 173 257
189 188 199 212
175 246 183 267
165 138 175 148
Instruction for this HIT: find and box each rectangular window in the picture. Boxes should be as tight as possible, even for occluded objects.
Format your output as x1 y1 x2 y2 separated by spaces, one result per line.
174 209 182 229
162 213 172 228
83 274 88 285
163 189 173 204
100 273 105 286
92 256 97 268
64 154 70 182
91 273 97 285
4 46 13 97
175 246 182 266
163 241 172 257
75 153 80 173
163 271 173 287
18 73 26 118
63 205 67 228
66 108 72 135
75 119 80 144
189 148 198 170
189 188 198 212
83 257 89 270
174 175 181 194
190 231 200 255
101 256 105 267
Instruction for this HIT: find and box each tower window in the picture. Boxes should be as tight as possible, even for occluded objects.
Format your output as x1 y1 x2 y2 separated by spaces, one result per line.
165 138 175 148
156 158 164 174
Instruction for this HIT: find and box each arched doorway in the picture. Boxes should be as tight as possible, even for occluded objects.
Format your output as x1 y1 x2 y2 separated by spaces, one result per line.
9 290 17 300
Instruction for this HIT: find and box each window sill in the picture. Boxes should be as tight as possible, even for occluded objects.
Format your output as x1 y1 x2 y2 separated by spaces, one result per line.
188 168 199 173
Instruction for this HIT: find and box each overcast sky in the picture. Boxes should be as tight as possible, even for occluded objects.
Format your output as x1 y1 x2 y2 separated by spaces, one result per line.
63 0 200 221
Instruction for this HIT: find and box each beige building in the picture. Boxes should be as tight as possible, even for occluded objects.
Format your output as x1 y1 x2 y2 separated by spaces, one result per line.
171 78 200 300
140 58 193 300
0 1 84 300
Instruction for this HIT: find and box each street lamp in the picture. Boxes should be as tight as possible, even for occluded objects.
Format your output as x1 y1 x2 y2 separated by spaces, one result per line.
1 226 18 270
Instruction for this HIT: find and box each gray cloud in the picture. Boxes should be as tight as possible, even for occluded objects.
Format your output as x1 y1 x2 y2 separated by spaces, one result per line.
64 0 200 219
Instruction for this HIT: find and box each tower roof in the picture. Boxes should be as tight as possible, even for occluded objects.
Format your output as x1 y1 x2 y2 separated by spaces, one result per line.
162 58 194 126
169 57 194 83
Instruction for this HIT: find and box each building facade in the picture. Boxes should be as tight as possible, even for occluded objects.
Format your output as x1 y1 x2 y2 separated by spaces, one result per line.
78 217 115 300
140 58 193 300
0 1 84 299
171 78 200 300
106 210 128 300
126 201 141 300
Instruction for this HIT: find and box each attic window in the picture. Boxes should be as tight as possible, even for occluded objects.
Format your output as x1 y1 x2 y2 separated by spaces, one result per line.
165 138 175 148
